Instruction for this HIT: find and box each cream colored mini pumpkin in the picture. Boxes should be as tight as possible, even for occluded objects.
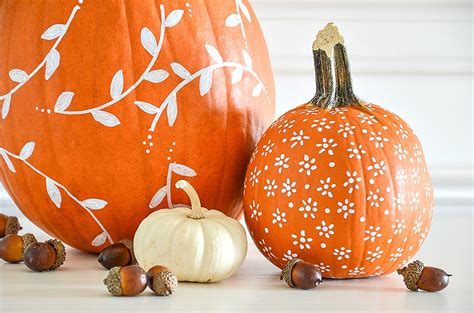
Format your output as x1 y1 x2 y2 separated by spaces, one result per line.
134 180 247 282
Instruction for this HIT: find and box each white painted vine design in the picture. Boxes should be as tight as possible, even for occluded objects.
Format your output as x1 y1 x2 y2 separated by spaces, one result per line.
226 0 252 49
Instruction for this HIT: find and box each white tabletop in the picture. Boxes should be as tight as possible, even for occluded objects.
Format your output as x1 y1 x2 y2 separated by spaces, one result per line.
0 207 472 313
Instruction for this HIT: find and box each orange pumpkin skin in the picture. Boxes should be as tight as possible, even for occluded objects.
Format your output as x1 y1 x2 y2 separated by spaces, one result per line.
0 1 274 252
244 104 433 278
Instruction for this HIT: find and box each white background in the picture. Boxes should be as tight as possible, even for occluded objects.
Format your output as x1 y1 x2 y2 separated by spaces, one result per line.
1 0 472 213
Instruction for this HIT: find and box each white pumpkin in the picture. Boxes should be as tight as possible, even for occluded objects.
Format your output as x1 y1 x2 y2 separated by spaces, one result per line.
134 180 248 282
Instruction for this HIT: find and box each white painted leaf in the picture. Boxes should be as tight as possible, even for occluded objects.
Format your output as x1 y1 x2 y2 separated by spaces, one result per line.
41 24 66 40
145 70 169 83
172 163 197 177
231 68 243 84
166 94 177 127
171 63 191 80
141 27 158 56
225 14 241 27
242 49 252 69
9 69 28 83
1 151 16 173
92 110 121 127
45 49 60 80
252 84 263 97
205 44 224 63
165 10 184 27
46 178 62 208
134 101 160 114
19 142 35 160
91 232 107 246
199 69 213 96
238 0 252 23
54 91 74 113
149 186 167 208
82 199 108 210
110 70 124 100
2 95 11 119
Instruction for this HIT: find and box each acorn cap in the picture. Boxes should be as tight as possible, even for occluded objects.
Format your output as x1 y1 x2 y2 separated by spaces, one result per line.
397 260 424 291
5 216 21 236
103 266 123 296
280 258 301 288
152 271 178 296
119 239 136 265
21 233 37 254
46 239 66 270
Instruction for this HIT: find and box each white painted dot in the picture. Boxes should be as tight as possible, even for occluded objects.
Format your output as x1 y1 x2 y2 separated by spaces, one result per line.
288 202 294 208
282 138 287 143
41 109 45 112
387 239 393 244
264 227 269 234
145 149 150 154
305 184 310 190
369 179 374 185
185 2 190 6
78 0 83 3
325 208 331 214
360 216 366 222
341 265 348 269
147 135 152 140
47 109 51 114
149 142 153 147
386 187 391 192
167 156 171 160
403 237 408 242
264 165 268 170
35 106 39 110
384 210 389 216
303 118 308 122
142 141 147 145
172 141 176 146
169 149 173 152
408 246 413 251
375 266 381 270
189 14 193 17
320 243 326 248
329 162 335 168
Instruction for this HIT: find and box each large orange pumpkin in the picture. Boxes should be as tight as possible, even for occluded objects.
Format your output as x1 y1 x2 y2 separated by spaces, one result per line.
0 0 274 252
243 24 433 278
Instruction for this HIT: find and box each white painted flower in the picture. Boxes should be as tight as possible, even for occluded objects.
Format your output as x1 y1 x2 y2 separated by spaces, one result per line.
282 250 298 262
367 189 384 208
298 197 318 219
366 246 384 262
369 131 389 148
259 239 277 259
343 170 362 194
263 179 278 197
291 230 313 250
396 124 410 140
329 108 349 115
315 220 335 238
413 143 424 163
424 180 432 198
316 177 336 198
348 267 366 276
272 208 287 228
347 142 366 159
261 139 275 156
316 138 337 155
389 248 404 262
278 119 296 134
281 178 297 197
311 117 335 132
298 154 317 176
337 199 355 219
290 130 310 148
411 168 421 185
392 192 405 210
364 226 382 242
358 112 378 125
333 247 351 260
248 166 262 187
249 200 262 221
274 154 290 174
367 157 388 177
392 218 406 235
315 263 331 273
395 169 407 185
409 191 420 211
337 122 356 138
394 143 408 160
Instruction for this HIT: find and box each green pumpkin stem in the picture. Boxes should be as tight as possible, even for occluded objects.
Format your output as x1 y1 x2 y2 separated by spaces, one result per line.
175 180 205 219
309 23 364 109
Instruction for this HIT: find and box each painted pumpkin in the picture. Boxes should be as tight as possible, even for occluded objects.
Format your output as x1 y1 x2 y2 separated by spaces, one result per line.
243 23 433 278
0 0 274 252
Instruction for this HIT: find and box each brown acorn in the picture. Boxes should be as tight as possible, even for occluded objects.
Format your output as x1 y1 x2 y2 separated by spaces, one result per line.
97 240 136 270
146 265 178 296
0 233 37 263
23 239 66 272
0 213 21 238
398 260 451 292
281 259 323 289
103 265 147 296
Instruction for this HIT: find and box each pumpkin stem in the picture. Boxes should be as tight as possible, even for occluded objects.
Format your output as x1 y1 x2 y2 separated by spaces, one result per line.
175 180 205 219
309 23 364 109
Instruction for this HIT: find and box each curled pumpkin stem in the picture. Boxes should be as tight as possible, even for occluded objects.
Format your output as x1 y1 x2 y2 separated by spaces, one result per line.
175 180 204 219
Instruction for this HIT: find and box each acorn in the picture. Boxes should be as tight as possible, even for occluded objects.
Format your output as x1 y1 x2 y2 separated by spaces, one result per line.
280 259 323 289
23 239 66 272
397 260 451 292
146 265 178 296
97 239 136 270
0 233 37 263
103 265 147 296
0 213 21 238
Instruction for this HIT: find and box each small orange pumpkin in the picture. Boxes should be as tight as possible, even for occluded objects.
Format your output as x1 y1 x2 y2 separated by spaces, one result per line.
0 0 274 252
243 23 433 278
